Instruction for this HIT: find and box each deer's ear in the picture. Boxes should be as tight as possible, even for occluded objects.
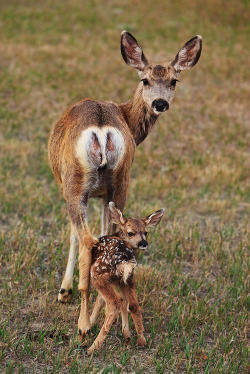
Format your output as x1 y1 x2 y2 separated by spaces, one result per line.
144 208 165 227
109 202 126 225
171 35 202 72
121 31 149 72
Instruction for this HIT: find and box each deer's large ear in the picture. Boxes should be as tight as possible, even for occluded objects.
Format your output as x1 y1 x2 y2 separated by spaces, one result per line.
109 202 126 225
171 36 202 73
121 31 149 72
144 208 165 227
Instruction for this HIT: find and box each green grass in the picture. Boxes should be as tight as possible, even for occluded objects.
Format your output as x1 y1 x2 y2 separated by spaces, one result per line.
0 0 249 372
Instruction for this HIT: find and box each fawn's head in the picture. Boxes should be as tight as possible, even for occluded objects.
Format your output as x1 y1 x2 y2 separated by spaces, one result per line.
121 31 202 115
109 202 164 252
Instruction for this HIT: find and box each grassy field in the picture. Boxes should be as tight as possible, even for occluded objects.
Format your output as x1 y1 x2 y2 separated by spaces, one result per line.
0 0 249 372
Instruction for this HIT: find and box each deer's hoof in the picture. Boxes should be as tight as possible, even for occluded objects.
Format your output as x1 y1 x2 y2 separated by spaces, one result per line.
123 330 131 342
58 288 73 302
78 328 91 345
125 337 131 345
137 335 146 347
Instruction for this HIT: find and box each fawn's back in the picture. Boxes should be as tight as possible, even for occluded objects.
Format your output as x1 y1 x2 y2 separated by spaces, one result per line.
91 235 137 285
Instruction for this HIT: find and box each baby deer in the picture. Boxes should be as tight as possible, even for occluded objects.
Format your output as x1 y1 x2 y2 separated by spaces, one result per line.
87 202 164 355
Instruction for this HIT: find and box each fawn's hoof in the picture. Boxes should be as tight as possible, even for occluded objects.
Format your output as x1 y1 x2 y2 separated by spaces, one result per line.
58 287 73 302
137 335 146 347
87 346 95 355
87 341 100 355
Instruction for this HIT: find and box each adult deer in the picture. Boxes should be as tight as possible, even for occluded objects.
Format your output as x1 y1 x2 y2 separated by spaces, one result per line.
48 31 202 342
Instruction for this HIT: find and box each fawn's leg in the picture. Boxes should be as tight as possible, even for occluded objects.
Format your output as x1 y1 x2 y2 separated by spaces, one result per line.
119 288 131 341
90 293 105 327
58 223 78 302
87 281 123 355
122 282 146 347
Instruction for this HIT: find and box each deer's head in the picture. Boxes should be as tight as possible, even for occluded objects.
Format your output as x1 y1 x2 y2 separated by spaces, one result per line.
109 202 164 252
121 31 202 115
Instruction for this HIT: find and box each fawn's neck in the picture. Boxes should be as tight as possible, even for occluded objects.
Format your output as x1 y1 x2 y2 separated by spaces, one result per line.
119 85 159 146
114 230 125 241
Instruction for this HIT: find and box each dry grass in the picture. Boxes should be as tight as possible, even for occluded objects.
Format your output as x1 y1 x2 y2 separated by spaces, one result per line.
0 0 249 372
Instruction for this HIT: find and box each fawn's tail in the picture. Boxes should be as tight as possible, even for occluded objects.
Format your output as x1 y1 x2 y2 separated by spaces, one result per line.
116 260 137 284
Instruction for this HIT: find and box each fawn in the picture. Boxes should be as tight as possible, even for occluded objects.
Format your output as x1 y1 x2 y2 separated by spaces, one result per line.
48 31 202 340
87 202 164 355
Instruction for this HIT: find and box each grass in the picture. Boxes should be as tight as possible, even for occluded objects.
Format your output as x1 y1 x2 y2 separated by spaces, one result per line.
0 0 249 372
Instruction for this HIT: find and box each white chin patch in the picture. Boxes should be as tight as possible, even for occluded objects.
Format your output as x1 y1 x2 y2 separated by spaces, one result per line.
153 108 162 115
139 246 148 250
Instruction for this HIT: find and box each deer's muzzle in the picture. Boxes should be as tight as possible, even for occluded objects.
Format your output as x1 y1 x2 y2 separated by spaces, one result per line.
138 240 148 250
152 99 169 113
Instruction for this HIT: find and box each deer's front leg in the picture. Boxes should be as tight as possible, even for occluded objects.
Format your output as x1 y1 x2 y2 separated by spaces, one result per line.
107 171 129 235
101 195 110 236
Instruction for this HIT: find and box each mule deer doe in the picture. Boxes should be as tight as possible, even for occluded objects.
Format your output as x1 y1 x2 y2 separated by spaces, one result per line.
87 202 164 354
48 31 202 341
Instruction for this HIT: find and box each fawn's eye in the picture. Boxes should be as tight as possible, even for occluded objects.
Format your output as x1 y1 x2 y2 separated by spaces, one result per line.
128 232 135 237
141 78 149 86
171 79 179 87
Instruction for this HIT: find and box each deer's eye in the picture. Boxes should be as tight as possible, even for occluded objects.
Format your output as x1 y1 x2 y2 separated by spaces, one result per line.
171 79 179 87
141 78 149 86
128 232 135 237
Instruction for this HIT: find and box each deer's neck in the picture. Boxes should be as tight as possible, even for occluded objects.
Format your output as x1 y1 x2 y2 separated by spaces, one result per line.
119 85 158 146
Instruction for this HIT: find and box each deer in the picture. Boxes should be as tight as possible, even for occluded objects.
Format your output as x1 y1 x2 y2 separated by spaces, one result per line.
48 31 202 342
87 202 164 355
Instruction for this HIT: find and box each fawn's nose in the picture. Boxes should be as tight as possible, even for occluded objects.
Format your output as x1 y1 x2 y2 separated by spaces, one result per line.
152 99 169 113
138 240 148 250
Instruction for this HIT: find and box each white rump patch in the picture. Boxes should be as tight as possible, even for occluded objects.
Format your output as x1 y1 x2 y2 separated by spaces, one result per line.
75 126 125 171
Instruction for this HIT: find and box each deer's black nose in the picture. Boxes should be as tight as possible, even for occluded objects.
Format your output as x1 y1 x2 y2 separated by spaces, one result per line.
152 99 169 112
138 240 148 250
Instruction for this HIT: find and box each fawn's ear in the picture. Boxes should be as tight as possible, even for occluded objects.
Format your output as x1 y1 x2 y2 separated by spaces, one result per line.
171 35 202 73
121 31 149 72
144 208 164 227
109 202 126 225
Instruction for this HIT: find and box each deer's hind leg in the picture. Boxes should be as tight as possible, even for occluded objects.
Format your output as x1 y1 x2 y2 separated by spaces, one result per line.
58 223 78 302
63 175 95 343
